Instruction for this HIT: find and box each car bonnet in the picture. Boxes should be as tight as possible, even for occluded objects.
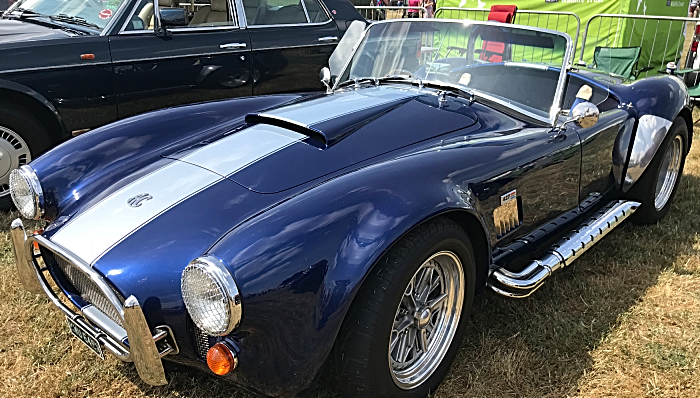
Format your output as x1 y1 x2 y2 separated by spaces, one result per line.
164 85 479 193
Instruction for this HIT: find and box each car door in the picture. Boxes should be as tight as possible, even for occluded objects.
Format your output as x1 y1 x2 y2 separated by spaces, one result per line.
562 74 628 202
242 0 340 95
109 0 252 119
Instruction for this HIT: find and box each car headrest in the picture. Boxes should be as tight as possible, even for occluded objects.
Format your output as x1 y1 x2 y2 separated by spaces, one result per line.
211 0 227 11
271 4 306 24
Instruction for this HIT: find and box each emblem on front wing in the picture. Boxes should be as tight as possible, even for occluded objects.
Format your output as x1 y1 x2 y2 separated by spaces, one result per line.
127 193 153 208
493 189 521 238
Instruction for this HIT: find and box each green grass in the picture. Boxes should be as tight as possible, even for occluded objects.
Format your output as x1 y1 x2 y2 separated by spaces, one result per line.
1 122 700 397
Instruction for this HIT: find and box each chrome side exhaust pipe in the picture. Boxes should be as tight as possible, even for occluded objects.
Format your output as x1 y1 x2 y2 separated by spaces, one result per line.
489 200 640 298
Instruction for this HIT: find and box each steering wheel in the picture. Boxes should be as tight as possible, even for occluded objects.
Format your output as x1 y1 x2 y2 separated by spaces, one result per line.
385 69 415 78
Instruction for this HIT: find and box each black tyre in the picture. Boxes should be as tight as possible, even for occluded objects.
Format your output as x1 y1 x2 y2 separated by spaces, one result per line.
0 104 52 211
332 217 475 398
628 116 688 224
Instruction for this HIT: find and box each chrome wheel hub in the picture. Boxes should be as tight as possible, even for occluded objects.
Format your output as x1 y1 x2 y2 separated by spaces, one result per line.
654 135 683 211
0 126 30 198
389 251 465 389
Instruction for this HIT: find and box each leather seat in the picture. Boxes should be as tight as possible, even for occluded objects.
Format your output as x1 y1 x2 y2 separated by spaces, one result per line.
189 0 230 26
243 0 263 24
139 0 179 30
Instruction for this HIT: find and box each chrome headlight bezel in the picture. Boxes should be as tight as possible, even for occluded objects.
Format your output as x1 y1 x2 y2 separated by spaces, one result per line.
9 165 44 220
181 256 242 336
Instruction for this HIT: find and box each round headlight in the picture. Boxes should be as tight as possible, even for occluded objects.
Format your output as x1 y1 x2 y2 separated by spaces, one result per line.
181 256 242 336
9 165 44 220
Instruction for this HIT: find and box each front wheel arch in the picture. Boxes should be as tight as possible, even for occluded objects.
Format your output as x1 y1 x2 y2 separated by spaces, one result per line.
0 87 67 146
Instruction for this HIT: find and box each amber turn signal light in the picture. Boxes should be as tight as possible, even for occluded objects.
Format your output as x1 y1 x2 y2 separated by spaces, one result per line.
207 343 237 376
32 229 43 251
80 54 95 60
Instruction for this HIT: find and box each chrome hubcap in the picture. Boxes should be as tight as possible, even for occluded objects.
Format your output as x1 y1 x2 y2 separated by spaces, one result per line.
654 135 683 211
389 251 464 389
0 126 30 198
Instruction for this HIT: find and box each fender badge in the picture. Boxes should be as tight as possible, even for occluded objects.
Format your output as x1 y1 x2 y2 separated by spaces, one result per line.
494 189 521 238
127 193 153 208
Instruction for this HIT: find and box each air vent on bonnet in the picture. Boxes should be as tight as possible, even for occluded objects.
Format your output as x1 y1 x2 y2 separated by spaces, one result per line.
245 114 327 148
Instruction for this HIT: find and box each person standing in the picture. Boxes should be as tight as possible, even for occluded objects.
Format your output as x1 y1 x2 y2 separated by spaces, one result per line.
424 0 434 17
408 0 420 17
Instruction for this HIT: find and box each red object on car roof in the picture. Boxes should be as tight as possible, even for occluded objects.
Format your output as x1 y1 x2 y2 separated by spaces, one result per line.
481 5 518 63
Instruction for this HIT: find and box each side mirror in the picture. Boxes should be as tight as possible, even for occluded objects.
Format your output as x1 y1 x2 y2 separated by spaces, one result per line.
565 101 599 129
160 8 187 27
320 67 332 94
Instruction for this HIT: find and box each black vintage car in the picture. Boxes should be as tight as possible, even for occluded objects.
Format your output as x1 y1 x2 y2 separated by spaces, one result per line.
0 0 362 209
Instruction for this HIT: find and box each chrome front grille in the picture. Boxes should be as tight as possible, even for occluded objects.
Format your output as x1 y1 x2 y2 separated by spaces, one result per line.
46 251 124 327
193 326 211 359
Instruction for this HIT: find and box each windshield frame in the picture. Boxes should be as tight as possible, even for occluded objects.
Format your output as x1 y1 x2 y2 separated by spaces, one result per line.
332 19 575 127
3 0 132 35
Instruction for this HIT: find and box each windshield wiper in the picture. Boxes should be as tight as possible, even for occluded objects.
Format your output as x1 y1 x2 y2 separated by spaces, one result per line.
4 7 46 19
49 14 100 30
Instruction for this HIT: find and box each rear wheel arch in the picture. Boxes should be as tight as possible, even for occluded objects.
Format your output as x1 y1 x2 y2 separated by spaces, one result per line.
0 87 67 146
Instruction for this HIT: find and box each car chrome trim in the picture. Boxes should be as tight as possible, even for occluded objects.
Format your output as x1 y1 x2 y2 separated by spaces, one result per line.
12 165 45 219
111 49 249 63
51 161 222 265
0 62 113 75
331 19 574 127
182 256 242 335
11 219 41 294
253 42 336 51
246 19 333 29
123 295 168 385
10 219 175 385
299 0 311 23
488 200 639 298
82 304 128 343
623 114 674 192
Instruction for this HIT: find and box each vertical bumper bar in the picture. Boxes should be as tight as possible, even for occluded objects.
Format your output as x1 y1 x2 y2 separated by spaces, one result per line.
124 295 168 386
11 219 42 294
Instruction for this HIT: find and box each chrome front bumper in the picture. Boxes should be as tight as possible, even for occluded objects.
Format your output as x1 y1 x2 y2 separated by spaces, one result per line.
11 218 176 386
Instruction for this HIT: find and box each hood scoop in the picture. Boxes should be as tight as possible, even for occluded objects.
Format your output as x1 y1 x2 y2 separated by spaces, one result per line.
168 86 479 193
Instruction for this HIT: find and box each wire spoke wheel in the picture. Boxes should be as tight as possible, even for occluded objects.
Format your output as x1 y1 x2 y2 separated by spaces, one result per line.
0 126 31 198
388 251 464 389
654 135 683 211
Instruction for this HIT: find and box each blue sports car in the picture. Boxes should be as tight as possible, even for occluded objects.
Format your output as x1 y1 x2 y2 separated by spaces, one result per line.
9 19 692 398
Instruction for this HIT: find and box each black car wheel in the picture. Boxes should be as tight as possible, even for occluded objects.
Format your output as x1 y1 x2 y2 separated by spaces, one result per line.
0 104 51 211
628 116 688 224
332 217 475 398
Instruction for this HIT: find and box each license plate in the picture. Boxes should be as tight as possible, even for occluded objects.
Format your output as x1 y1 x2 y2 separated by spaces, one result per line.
66 316 105 360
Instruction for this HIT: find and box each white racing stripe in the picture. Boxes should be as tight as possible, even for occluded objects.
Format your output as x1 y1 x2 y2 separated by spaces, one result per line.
177 124 305 177
51 161 222 265
263 87 417 126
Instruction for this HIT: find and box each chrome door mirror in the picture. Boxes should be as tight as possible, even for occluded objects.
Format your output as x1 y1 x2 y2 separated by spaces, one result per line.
320 67 332 93
563 101 600 129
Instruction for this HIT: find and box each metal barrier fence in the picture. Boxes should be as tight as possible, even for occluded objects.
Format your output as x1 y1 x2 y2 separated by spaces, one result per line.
579 14 700 79
355 6 427 21
434 8 580 51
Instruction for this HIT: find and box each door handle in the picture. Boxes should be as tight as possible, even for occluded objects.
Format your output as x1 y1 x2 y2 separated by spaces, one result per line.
220 43 246 50
318 36 338 43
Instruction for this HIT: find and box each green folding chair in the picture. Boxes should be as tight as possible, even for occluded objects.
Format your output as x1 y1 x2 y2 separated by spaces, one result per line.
672 68 700 103
592 46 654 80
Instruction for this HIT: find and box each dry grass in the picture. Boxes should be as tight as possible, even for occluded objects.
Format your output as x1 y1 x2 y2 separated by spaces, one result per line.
1 121 700 398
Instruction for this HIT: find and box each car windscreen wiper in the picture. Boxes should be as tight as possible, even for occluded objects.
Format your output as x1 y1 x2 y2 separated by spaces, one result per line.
49 14 100 30
4 7 46 19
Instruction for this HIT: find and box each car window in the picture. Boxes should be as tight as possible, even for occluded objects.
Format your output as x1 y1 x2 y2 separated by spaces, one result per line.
302 0 328 23
243 0 328 25
124 0 235 31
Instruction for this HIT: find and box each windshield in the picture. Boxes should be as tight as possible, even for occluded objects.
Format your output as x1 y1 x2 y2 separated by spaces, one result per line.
5 0 125 31
337 20 571 123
